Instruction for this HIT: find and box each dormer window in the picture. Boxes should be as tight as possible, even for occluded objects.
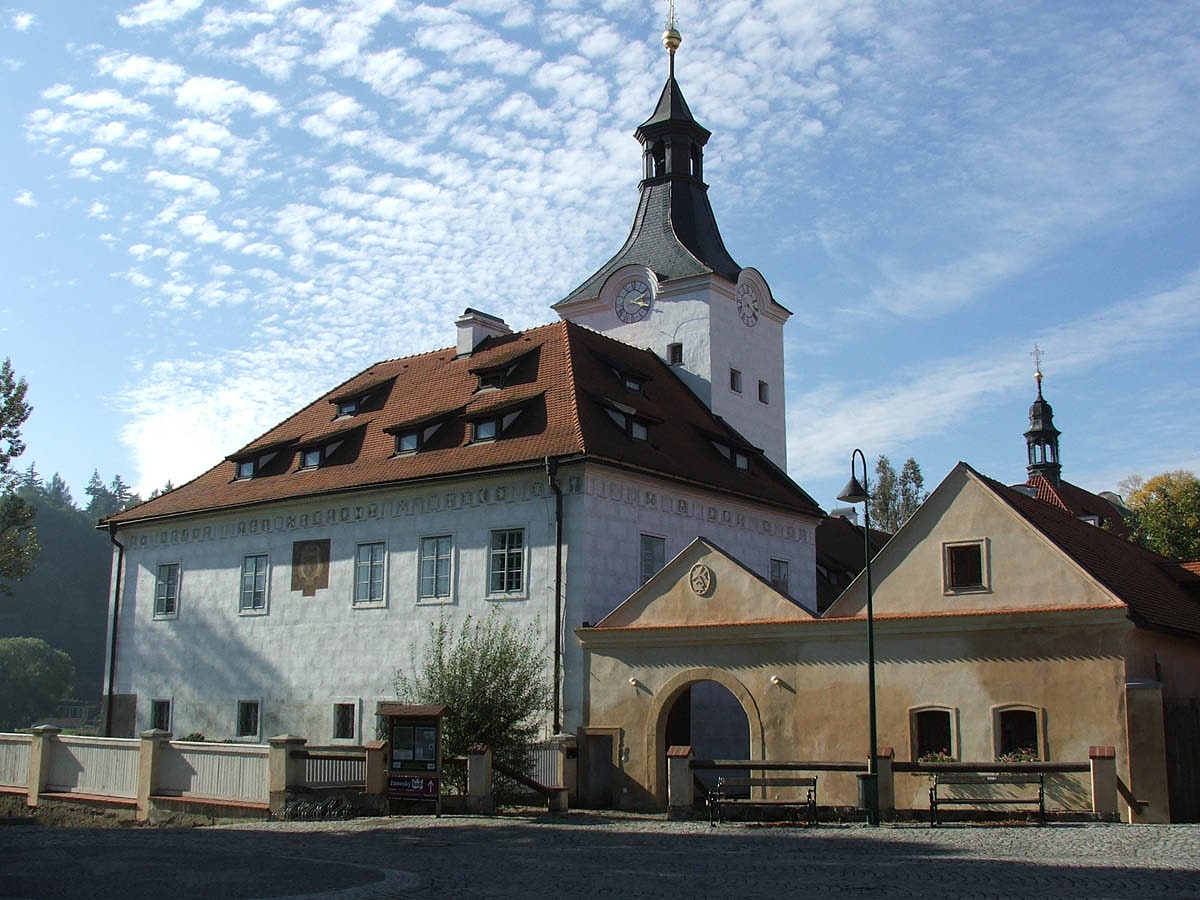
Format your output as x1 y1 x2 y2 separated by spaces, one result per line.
300 448 322 469
605 407 650 442
336 399 359 417
473 418 498 442
395 431 420 454
236 460 256 480
711 440 751 471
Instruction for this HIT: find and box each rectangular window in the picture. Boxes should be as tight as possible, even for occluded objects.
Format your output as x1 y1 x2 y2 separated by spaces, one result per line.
237 700 260 739
336 399 358 417
769 559 789 594
997 708 1041 760
419 535 452 600
333 702 356 741
758 380 769 404
235 460 255 480
730 368 742 393
640 534 666 585
300 447 322 469
631 420 649 442
474 418 498 442
240 554 269 612
914 708 954 760
150 699 172 733
395 431 419 454
155 563 180 617
944 542 987 592
667 343 683 366
354 542 385 605
489 529 524 594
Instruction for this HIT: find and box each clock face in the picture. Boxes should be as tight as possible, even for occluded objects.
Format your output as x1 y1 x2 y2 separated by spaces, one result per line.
736 283 759 326
615 280 652 323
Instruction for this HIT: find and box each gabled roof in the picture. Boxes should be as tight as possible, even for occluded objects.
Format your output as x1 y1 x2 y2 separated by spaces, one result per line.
815 514 890 614
1020 473 1132 539
979 466 1200 638
107 321 822 525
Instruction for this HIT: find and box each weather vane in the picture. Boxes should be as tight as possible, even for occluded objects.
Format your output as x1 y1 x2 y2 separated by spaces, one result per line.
663 0 681 77
1031 344 1045 393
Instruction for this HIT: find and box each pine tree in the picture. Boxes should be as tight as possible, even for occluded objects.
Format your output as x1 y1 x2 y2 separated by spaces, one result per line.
0 359 37 594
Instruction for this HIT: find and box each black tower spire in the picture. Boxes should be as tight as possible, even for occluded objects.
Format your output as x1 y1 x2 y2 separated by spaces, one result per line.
556 20 740 305
1025 347 1062 485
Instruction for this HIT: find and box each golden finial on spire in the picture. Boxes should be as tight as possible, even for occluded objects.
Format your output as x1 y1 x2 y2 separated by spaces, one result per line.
663 0 681 76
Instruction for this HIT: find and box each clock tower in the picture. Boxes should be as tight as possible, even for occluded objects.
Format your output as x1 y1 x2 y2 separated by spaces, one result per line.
553 21 790 469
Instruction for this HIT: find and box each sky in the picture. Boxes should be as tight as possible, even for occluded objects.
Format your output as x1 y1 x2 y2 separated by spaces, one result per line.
3 0 1199 516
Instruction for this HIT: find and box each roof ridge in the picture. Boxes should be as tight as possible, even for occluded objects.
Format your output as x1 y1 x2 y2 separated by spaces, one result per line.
559 321 588 453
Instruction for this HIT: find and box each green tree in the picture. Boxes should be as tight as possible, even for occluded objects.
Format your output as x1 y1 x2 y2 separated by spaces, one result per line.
870 455 928 533
394 612 550 777
0 359 37 594
0 637 74 730
1122 471 1200 560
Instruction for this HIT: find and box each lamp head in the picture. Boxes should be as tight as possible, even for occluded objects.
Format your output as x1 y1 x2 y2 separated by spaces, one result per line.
838 474 869 505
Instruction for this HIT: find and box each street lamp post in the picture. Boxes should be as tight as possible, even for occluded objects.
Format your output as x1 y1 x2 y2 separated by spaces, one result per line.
838 448 880 826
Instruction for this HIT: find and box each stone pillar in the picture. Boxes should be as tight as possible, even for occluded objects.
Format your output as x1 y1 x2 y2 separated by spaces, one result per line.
268 734 307 817
666 745 694 817
466 745 494 815
1125 680 1170 823
26 725 62 808
137 729 171 822
876 746 895 817
555 733 578 803
364 740 388 797
1089 745 1117 819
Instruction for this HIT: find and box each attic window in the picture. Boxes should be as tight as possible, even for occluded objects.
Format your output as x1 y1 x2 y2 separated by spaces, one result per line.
236 460 256 480
711 441 750 471
621 373 644 393
478 371 507 390
605 407 650 442
944 541 988 593
336 399 359 417
668 343 683 366
300 448 322 470
473 418 498 442
395 431 420 454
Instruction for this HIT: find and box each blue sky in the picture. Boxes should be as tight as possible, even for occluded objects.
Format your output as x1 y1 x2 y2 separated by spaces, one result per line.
3 0 1198 515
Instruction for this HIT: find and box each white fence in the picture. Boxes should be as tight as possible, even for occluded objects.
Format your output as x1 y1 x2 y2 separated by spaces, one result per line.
0 734 31 788
303 748 365 787
526 741 563 788
47 736 140 799
159 741 270 803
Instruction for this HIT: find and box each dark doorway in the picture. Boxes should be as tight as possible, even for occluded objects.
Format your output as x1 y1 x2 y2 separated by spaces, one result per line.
582 733 614 808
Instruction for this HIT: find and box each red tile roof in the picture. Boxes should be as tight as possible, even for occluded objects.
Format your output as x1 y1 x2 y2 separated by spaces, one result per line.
979 467 1200 639
107 321 823 525
1021 474 1132 539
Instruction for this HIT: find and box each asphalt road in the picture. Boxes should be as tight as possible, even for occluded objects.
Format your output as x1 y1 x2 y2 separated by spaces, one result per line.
2 812 1199 899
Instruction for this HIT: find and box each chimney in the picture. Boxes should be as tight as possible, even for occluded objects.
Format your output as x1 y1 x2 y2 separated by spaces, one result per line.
456 308 511 357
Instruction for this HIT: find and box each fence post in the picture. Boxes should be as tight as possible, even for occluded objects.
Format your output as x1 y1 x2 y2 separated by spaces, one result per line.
1089 745 1118 819
137 729 171 822
466 744 494 814
666 745 694 816
268 734 307 817
876 746 895 817
364 739 388 796
26 725 62 808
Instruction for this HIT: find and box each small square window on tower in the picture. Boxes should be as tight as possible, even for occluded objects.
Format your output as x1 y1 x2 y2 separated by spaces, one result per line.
730 368 742 393
667 343 683 366
758 380 769 404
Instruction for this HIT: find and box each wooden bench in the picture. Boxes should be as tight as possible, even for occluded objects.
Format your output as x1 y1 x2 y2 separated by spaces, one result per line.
708 775 817 826
929 772 1045 826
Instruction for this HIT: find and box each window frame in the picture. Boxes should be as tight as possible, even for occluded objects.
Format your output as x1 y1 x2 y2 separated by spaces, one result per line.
729 368 743 393
150 698 172 733
235 459 256 480
299 447 323 470
639 533 667 586
472 418 499 442
395 430 420 454
993 705 1044 761
236 699 262 741
239 553 270 614
769 558 789 595
418 533 454 603
487 527 526 598
332 699 359 743
667 343 683 366
910 706 958 761
758 380 769 404
943 539 990 594
154 562 181 619
353 541 387 607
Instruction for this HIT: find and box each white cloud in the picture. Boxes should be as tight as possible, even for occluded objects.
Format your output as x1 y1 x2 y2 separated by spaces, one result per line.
175 76 280 118
96 52 187 88
13 190 36 207
88 201 109 219
117 0 204 29
12 11 35 31
69 147 107 169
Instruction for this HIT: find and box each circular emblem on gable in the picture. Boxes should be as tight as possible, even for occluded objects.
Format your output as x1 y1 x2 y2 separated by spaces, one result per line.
689 563 714 597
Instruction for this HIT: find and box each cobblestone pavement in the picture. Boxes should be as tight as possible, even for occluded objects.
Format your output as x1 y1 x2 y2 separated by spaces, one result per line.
3 812 1200 899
